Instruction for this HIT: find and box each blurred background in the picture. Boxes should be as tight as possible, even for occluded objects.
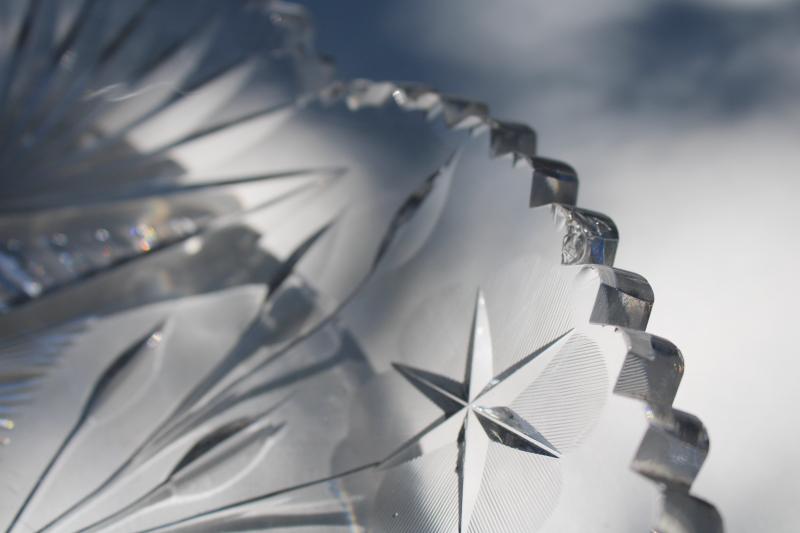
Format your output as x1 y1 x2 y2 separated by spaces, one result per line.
298 1 800 531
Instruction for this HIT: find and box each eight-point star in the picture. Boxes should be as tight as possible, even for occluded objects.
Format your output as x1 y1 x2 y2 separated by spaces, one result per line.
386 290 572 532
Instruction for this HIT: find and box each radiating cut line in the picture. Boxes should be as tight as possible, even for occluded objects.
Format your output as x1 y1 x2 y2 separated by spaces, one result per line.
1 166 343 212
139 462 382 533
8 322 167 532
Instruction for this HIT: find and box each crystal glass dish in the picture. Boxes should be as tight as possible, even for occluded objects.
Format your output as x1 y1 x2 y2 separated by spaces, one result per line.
0 2 720 531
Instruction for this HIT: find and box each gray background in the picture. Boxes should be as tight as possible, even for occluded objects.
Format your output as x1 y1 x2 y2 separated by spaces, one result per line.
298 1 800 531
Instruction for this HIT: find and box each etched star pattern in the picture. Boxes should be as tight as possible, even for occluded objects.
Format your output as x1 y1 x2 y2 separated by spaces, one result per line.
386 290 571 532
